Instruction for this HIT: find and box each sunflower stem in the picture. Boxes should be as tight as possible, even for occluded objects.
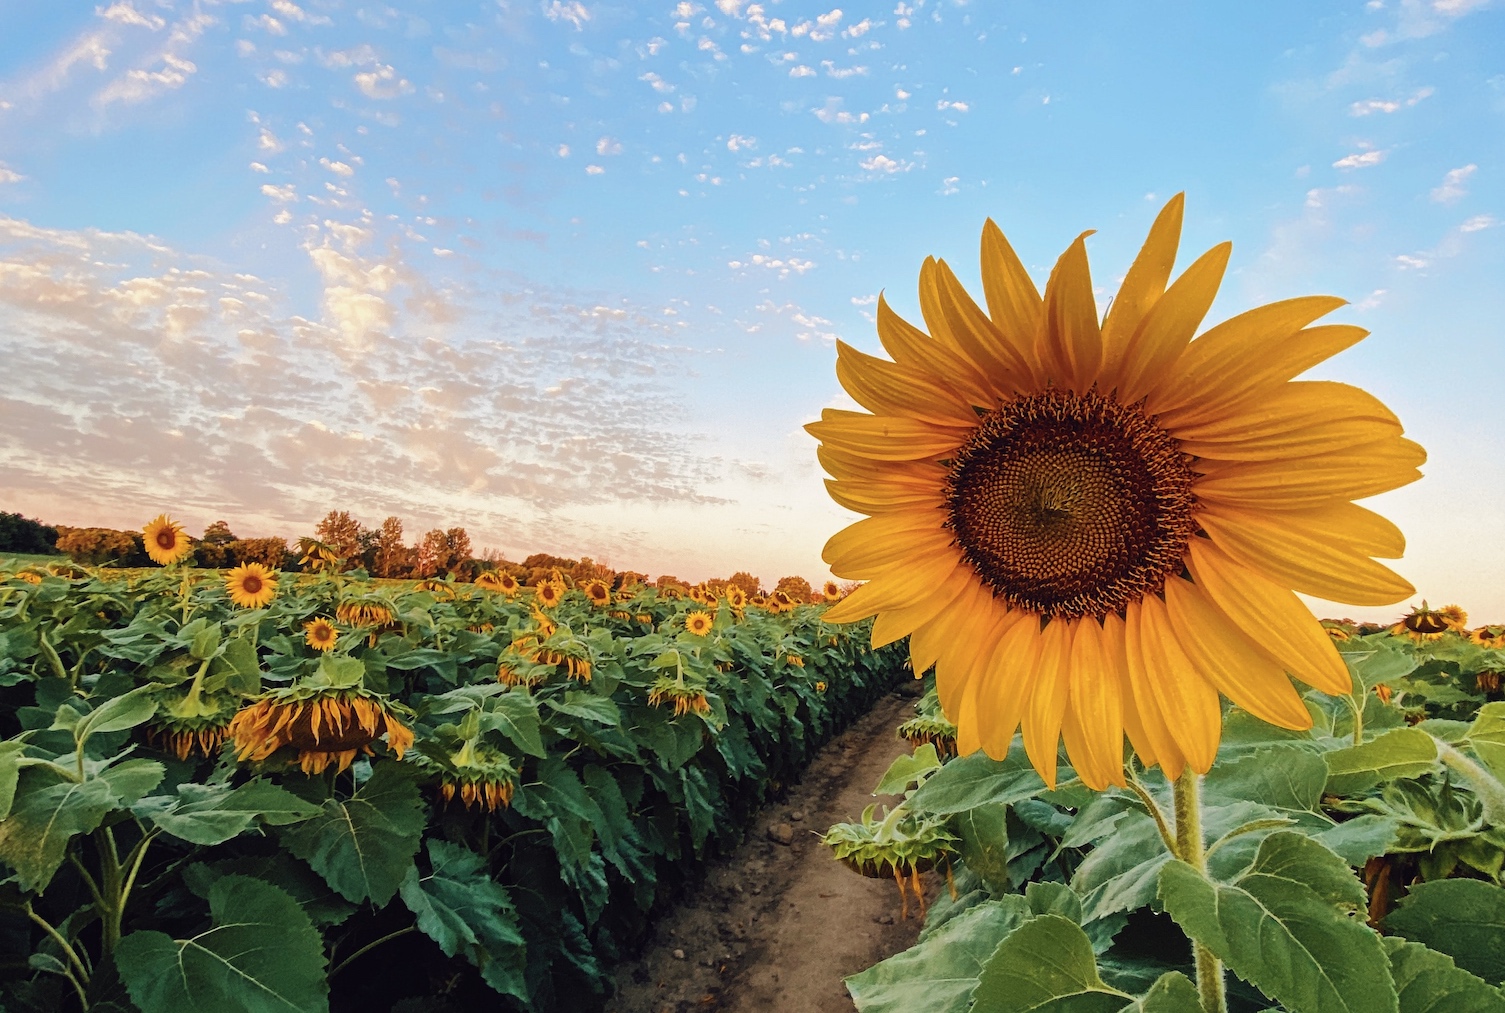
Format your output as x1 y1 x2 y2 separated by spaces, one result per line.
1349 692 1365 747
1434 738 1505 825
1173 768 1227 1013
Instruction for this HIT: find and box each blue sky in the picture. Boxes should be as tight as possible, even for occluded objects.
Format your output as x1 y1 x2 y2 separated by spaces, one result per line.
0 0 1501 618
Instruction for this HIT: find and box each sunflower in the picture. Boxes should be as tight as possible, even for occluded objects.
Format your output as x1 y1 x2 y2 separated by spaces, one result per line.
147 683 239 760
767 590 796 614
304 618 338 652
421 739 519 812
822 580 843 601
1471 626 1505 650
336 597 396 627
724 585 748 610
415 577 456 598
647 676 713 717
224 562 278 609
582 578 612 607
296 538 341 573
534 579 566 609
12 569 44 585
1439 604 1469 631
143 514 194 566
685 610 714 636
749 594 767 607
229 685 414 775
816 680 827 692
809 195 1421 789
474 569 508 592
1390 602 1452 644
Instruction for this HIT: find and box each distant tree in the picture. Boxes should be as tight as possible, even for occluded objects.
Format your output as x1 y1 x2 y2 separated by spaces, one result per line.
415 529 448 578
725 571 763 596
201 521 236 546
54 527 144 566
615 570 648 590
372 517 411 578
0 512 60 555
229 537 290 569
446 528 472 566
775 575 813 602
314 511 364 564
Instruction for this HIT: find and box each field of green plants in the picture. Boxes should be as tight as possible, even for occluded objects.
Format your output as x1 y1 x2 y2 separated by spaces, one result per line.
0 561 903 1012
828 624 1505 1013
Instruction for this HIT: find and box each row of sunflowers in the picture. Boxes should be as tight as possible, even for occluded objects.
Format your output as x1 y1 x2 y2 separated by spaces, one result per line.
0 532 905 1013
821 602 1505 1013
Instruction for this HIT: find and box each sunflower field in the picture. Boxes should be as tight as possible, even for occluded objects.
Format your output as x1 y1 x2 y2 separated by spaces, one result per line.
0 560 904 1012
821 618 1505 1013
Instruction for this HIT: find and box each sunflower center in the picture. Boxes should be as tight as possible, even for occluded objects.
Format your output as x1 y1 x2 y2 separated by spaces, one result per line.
945 387 1198 620
242 574 263 594
155 530 177 549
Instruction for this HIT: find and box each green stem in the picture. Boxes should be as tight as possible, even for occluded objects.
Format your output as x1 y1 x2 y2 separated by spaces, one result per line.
1174 768 1228 1013
1435 740 1505 825
1349 692 1365 747
329 925 418 978
96 827 124 954
25 902 90 985
1125 771 1177 857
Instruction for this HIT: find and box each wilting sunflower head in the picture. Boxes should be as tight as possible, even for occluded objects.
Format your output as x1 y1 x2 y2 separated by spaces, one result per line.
1471 626 1505 650
143 514 194 566
1390 601 1452 643
582 578 612 607
416 737 520 812
335 596 396 628
147 685 239 760
647 675 713 717
768 589 796 614
228 663 414 775
807 194 1423 790
474 569 507 592
296 538 342 573
225 562 278 609
304 617 339 652
534 579 566 609
684 610 714 636
1439 604 1469 631
12 569 45 585
415 577 456 598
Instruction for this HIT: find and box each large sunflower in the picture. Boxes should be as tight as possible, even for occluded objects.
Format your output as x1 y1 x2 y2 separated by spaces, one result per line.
225 562 278 608
143 514 194 566
809 195 1422 790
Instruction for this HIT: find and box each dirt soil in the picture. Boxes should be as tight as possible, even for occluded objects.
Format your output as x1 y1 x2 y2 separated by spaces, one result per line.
605 689 937 1013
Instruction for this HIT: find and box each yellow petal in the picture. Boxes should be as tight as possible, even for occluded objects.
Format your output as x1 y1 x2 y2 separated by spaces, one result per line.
1163 576 1312 730
1122 600 1185 778
823 512 953 575
1114 242 1231 404
871 563 975 648
1137 594 1221 774
817 445 944 487
1209 500 1405 559
909 574 995 677
805 409 965 462
1173 381 1402 461
877 294 994 407
1148 297 1349 419
975 612 1045 759
1022 618 1073 789
1100 193 1184 378
979 218 1044 369
1194 437 1425 509
1199 504 1415 606
835 339 980 426
937 599 1019 719
930 257 1036 391
1038 231 1102 390
1185 539 1353 695
825 478 945 516
821 553 965 623
1063 618 1126 790
1104 613 1158 768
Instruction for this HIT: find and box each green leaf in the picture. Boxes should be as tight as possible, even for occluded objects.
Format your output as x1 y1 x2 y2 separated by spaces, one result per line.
969 914 1129 1013
874 743 942 795
152 780 322 846
1467 702 1505 781
1203 745 1327 814
205 636 260 695
1122 973 1202 1013
479 691 546 758
845 898 1033 1013
543 691 620 727
0 741 28 821
1324 728 1439 795
1072 812 1172 923
277 762 424 905
0 769 116 892
116 875 328 1013
399 840 528 1002
188 622 222 662
907 744 1051 816
1385 937 1505 1013
1158 832 1397 1013
951 802 1012 893
1385 879 1505 985
74 683 161 745
1345 641 1420 690
1026 881 1084 923
1312 814 1400 866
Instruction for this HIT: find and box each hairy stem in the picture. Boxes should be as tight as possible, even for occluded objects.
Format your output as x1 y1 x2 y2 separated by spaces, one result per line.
1435 739 1505 825
329 925 418 978
1174 768 1228 1013
1125 772 1177 857
25 902 90 985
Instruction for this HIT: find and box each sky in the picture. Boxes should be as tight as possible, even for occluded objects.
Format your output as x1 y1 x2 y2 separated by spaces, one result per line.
0 0 1501 619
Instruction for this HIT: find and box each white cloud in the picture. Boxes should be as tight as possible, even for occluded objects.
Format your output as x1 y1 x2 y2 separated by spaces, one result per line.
1395 253 1429 269
542 1 591 29
260 183 299 202
596 136 622 155
936 98 969 112
729 254 816 278
97 3 166 30
1349 86 1434 115
556 144 570 157
939 175 959 195
813 97 868 124
822 61 867 78
354 64 414 99
249 161 269 173
585 164 605 174
1333 149 1386 169
320 157 355 178
0 164 24 185
843 18 872 37
1460 214 1497 232
1431 164 1476 203
727 134 756 151
860 153 910 173
258 127 285 153
789 64 816 77
259 68 288 88
641 71 674 93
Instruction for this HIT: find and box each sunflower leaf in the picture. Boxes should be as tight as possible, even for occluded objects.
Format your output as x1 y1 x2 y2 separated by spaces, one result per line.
0 768 118 893
1385 879 1505 985
1121 972 1202 1013
276 761 424 905
968 914 1129 1012
1324 728 1439 795
151 780 322 846
906 745 1051 816
1384 937 1505 1013
116 874 328 1013
1466 702 1505 781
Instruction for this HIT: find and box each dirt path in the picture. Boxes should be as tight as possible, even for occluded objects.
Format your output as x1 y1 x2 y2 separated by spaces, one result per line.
606 689 933 1013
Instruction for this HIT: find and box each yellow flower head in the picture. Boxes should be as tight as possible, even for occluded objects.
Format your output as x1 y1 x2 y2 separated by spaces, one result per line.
823 580 842 601
224 562 278 609
685 610 714 636
1439 604 1469 631
807 195 1421 790
582 578 612 607
228 689 412 775
724 585 748 610
534 579 566 609
303 618 338 652
1470 626 1505 650
143 514 193 566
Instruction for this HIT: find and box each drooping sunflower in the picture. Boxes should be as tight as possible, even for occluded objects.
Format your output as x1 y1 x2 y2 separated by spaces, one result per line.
1438 604 1469 632
647 675 713 717
767 589 796 614
143 514 194 566
224 562 278 609
474 569 507 592
534 579 566 609
582 578 612 607
304 618 339 652
1470 626 1505 650
809 195 1422 789
685 610 714 636
1390 602 1452 644
147 682 239 760
229 684 414 775
415 577 457 598
296 537 342 573
336 596 396 627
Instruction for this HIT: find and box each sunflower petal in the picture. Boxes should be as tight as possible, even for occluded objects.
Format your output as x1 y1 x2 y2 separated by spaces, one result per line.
1137 595 1221 774
817 445 943 486
1101 193 1184 376
1038 232 1103 390
823 512 954 574
1123 601 1184 779
931 257 1036 391
914 577 999 682
1163 576 1313 730
877 294 994 407
936 600 1018 721
980 218 1044 366
1104 613 1158 768
1023 618 1073 789
806 409 965 462
871 563 975 648
836 339 980 426
825 478 945 516
1115 241 1231 404
1173 381 1402 461
821 553 965 624
1063 618 1126 789
975 612 1045 759
1200 504 1415 606
1185 539 1353 695
1195 437 1425 509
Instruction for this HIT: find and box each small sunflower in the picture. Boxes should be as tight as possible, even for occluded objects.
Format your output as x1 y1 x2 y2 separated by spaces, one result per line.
785 653 805 667
582 578 612 607
335 597 396 627
750 594 767 607
815 680 828 692
660 582 686 600
684 610 714 636
304 618 339 652
224 562 278 609
229 684 414 775
296 538 342 573
1390 602 1452 644
1471 626 1505 650
809 194 1421 789
415 577 456 598
767 590 796 614
724 585 748 610
143 514 194 566
474 569 508 592
534 579 566 609
1439 604 1469 632
822 580 843 601
12 569 44 585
